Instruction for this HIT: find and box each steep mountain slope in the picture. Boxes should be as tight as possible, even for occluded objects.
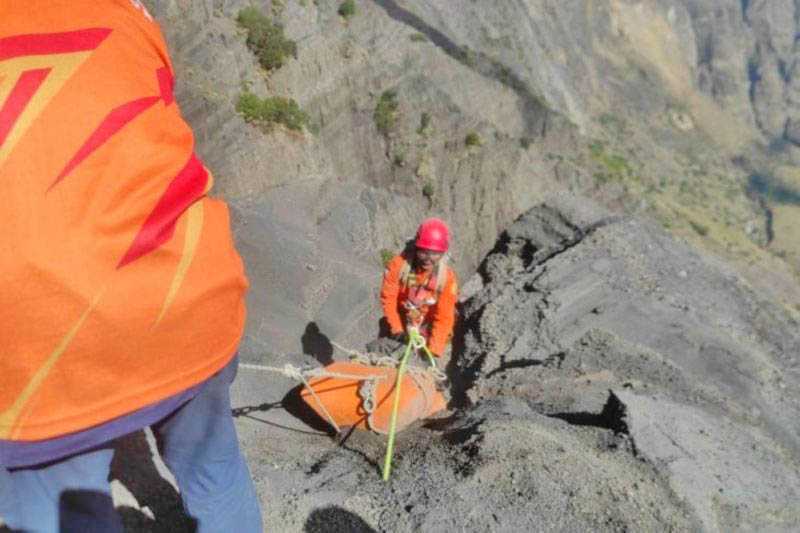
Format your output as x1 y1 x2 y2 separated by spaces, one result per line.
146 0 800 360
215 197 799 532
453 195 800 531
148 0 572 358
103 2 800 530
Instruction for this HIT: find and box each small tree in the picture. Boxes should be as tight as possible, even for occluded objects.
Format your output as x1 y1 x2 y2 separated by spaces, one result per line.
465 131 482 147
380 248 394 267
338 0 356 18
374 90 399 136
236 91 309 132
237 7 297 71
417 112 431 134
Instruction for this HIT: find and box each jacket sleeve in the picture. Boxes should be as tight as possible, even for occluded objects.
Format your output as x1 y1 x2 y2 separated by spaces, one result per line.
428 269 458 356
380 255 405 336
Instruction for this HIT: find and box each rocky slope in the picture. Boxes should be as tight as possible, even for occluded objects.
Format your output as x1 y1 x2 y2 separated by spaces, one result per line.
107 1 800 531
453 195 800 531
143 0 800 361
236 196 799 532
111 197 800 532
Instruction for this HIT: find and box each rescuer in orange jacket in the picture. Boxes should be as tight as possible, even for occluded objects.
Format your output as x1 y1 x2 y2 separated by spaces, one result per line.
0 1 260 531
370 218 458 358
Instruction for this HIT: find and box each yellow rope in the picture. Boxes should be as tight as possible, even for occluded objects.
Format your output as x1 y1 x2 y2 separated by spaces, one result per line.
382 338 414 481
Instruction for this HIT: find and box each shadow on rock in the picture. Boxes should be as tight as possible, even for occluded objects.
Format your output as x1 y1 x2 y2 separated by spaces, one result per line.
110 432 196 532
445 300 483 409
304 506 376 533
372 0 551 136
302 322 334 365
282 386 336 435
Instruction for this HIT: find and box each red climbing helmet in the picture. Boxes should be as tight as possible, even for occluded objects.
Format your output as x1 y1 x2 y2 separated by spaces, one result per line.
415 218 450 252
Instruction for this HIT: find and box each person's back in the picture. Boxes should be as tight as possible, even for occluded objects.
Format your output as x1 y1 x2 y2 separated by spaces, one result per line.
1 2 260 530
1 0 246 441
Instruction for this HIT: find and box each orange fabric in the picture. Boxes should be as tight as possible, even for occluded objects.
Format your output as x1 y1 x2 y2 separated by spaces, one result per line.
300 362 446 434
0 0 248 440
379 255 458 356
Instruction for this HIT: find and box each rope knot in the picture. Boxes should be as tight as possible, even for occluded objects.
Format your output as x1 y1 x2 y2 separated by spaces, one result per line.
281 363 304 381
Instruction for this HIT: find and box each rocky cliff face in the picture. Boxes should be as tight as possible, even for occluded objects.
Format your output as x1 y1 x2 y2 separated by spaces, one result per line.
105 2 800 530
215 198 798 532
453 195 800 531
144 0 800 360
736 0 800 150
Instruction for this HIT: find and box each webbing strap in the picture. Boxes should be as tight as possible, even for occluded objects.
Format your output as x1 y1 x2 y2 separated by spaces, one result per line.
398 255 449 296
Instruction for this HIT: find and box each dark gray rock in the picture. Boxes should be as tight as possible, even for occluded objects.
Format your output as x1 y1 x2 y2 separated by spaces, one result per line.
618 391 800 532
110 196 800 531
453 197 800 532
146 0 800 361
102 3 800 531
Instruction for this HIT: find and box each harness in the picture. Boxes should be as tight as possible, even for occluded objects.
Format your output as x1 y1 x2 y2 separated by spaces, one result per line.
398 255 448 329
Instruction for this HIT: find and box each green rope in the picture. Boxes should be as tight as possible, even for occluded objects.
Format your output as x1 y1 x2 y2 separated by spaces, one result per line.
391 330 437 369
421 344 437 369
382 329 442 481
381 331 422 481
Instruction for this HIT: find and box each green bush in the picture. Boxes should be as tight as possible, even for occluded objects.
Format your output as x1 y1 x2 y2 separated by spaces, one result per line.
237 7 297 71
380 248 395 267
338 0 356 18
598 113 627 136
689 220 709 237
410 32 427 42
236 91 309 132
422 182 435 199
589 140 633 183
593 172 610 186
374 90 399 136
588 140 605 158
417 112 431 134
465 131 482 147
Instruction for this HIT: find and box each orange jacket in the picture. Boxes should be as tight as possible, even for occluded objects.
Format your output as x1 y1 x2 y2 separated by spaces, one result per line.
0 0 247 440
379 254 458 356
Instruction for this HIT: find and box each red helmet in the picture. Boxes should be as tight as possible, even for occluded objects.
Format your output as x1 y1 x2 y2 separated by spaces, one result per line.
415 218 450 252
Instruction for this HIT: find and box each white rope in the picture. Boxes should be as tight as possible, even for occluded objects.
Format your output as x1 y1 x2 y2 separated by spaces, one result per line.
333 341 447 383
239 341 446 434
358 380 377 431
239 362 385 383
239 362 385 434
330 341 363 358
297 371 341 434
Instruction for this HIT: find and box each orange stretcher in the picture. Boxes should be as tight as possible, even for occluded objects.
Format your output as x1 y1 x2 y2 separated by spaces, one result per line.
299 361 446 435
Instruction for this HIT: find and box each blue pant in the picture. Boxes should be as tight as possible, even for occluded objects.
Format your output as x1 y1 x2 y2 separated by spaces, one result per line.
0 358 262 532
